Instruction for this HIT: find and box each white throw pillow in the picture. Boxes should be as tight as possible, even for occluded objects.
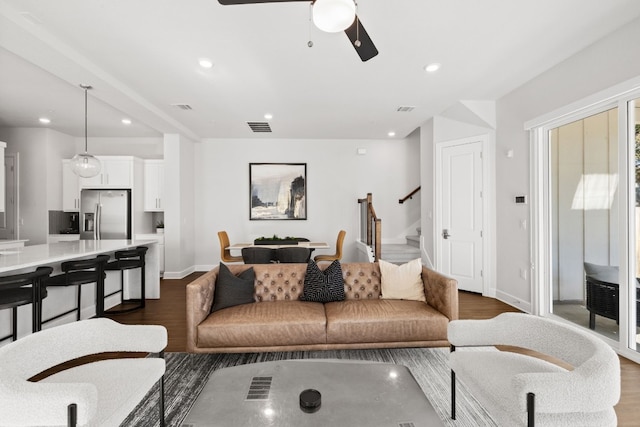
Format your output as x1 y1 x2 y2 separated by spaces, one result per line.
379 258 426 301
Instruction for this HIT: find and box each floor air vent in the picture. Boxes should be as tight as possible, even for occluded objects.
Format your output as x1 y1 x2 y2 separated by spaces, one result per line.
246 376 273 400
171 104 192 110
398 423 416 427
247 121 272 133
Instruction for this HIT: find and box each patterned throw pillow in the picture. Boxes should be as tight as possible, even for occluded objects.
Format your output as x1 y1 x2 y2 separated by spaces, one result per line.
211 263 256 312
301 260 345 303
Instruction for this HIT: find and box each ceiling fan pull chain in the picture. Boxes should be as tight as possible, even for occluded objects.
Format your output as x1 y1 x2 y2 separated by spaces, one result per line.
354 1 361 47
307 3 314 48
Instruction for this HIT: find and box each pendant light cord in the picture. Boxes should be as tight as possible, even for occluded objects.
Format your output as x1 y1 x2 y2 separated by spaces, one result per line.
84 86 88 153
79 84 92 154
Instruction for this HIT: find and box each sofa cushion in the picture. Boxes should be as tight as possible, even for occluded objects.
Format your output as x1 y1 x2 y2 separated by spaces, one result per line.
211 263 256 312
341 263 382 300
325 299 449 344
301 260 345 303
198 300 327 348
253 264 307 302
379 258 426 302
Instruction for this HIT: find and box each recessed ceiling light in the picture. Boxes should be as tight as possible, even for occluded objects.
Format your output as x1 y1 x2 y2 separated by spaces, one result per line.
121 118 132 125
199 58 213 69
39 117 51 124
388 131 396 137
264 113 273 120
424 63 441 73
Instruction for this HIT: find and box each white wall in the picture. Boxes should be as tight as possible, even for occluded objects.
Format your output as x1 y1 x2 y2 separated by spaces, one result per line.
76 137 163 158
496 16 640 310
0 127 75 244
163 133 196 278
193 135 421 270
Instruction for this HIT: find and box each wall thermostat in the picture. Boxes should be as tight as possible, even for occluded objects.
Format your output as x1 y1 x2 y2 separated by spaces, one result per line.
515 196 527 204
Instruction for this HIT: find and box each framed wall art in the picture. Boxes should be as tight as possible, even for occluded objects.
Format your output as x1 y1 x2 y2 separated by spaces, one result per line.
249 163 307 220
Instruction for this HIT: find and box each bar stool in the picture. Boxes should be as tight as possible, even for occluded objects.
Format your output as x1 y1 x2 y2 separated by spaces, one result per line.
104 246 148 314
42 254 110 323
0 266 53 342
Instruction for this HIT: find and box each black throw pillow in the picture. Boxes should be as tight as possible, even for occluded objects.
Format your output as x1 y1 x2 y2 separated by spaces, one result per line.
211 263 256 312
301 260 345 303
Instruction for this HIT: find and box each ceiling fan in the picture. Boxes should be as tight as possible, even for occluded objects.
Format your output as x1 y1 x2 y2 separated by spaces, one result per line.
218 0 379 62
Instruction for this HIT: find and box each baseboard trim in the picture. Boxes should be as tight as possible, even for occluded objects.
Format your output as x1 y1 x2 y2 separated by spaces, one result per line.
163 265 197 280
495 289 531 313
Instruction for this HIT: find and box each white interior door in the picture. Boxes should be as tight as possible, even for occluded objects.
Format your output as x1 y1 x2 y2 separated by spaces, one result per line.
436 138 484 293
0 154 17 240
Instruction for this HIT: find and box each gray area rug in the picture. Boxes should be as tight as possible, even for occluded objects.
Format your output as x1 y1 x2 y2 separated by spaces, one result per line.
122 348 496 427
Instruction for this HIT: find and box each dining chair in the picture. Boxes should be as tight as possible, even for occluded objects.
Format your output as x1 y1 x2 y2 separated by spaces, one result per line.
314 230 346 262
242 247 276 264
218 231 243 263
276 247 312 263
0 266 53 343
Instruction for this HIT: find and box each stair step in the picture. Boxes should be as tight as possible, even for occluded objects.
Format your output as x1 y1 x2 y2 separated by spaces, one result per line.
405 235 420 248
381 244 421 264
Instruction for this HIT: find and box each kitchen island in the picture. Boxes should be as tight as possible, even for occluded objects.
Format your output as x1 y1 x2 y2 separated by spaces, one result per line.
0 239 160 340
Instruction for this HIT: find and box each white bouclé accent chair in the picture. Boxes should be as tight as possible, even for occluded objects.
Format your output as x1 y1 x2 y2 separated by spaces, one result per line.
0 318 167 427
448 312 620 427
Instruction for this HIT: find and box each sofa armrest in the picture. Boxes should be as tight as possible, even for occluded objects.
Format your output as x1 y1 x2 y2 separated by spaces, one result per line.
422 266 458 320
186 267 219 352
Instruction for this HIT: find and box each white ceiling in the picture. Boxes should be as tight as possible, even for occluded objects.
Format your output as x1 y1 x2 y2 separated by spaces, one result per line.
1 0 640 141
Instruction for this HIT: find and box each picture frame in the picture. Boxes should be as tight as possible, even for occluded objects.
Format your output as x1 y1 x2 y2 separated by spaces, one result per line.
249 163 307 220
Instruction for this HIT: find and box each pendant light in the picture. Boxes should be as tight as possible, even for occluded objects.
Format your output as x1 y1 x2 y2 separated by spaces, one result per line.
70 84 101 178
312 0 356 33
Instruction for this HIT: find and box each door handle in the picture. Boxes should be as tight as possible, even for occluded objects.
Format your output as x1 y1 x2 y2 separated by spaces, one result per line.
442 229 450 239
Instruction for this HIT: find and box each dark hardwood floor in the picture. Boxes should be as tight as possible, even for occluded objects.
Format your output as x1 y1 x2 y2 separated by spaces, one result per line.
105 274 640 425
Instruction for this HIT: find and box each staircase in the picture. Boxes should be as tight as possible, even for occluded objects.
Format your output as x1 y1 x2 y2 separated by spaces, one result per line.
381 228 421 264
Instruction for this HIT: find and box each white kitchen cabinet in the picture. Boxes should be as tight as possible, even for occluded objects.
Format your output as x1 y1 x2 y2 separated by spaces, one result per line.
62 159 81 211
144 160 164 212
135 233 164 275
80 156 132 188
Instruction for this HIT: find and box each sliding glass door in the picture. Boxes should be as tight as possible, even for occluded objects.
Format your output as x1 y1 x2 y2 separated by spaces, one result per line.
531 86 640 362
549 108 621 343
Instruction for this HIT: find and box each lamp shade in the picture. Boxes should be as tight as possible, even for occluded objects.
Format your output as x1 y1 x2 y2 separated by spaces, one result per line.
312 0 356 33
70 153 101 178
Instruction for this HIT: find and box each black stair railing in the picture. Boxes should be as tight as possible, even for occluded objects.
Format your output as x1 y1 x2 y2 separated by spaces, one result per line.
357 193 381 261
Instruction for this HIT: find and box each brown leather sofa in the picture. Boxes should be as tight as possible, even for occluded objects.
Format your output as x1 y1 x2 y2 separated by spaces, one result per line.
186 262 458 353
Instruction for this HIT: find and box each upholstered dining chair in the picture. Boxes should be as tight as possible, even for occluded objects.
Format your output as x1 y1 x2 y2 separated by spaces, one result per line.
276 247 312 263
314 230 346 262
241 247 276 264
0 318 167 427
218 231 243 263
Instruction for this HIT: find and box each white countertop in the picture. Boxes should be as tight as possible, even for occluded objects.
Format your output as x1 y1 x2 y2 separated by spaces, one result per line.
0 239 29 245
0 239 156 273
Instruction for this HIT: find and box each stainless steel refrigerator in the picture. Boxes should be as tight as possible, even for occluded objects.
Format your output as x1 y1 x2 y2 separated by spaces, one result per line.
80 189 131 240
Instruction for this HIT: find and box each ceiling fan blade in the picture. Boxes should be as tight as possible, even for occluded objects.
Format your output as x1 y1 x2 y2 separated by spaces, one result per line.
218 0 307 4
344 17 378 62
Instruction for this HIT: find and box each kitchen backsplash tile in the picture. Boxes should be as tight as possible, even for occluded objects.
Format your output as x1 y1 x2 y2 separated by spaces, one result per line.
48 210 79 234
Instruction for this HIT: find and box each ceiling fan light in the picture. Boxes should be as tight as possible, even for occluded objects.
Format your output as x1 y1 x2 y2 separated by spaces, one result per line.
70 153 101 178
312 0 356 33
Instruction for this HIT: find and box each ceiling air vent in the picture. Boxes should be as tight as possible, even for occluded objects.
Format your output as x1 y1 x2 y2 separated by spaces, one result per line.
247 121 272 133
171 104 193 110
396 106 415 112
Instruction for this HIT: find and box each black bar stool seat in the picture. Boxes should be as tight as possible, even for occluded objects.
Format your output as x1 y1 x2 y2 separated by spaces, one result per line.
104 246 148 314
0 266 53 343
43 254 110 323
